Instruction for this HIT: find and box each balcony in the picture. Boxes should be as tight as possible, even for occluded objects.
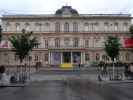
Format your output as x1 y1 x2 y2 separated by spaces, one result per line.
46 45 86 50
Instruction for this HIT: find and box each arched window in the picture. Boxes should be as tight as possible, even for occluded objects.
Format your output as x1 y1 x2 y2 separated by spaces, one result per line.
5 22 10 31
64 22 69 32
45 22 50 32
55 38 60 48
84 23 89 32
25 23 30 31
73 22 78 32
16 23 20 32
35 23 41 32
55 22 60 32
123 22 128 31
104 22 109 31
114 22 118 31
94 23 99 31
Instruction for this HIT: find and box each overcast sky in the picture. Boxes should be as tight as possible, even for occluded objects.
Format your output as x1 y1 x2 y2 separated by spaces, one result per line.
0 0 133 15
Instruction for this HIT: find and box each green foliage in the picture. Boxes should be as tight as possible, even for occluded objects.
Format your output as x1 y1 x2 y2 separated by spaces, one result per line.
129 25 133 38
104 36 121 61
9 32 39 63
0 25 2 42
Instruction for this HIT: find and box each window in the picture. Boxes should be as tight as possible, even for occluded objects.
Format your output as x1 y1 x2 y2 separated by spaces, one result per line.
84 23 89 32
96 53 100 61
125 53 130 61
55 22 60 32
64 22 69 32
14 55 19 61
73 22 78 32
123 23 128 31
102 55 109 61
16 23 20 32
35 23 41 32
64 38 70 46
85 39 89 47
25 23 30 31
45 22 50 32
5 22 10 31
44 54 48 62
45 39 49 48
73 38 79 47
85 53 90 61
55 38 60 48
94 23 99 31
104 22 109 31
35 55 39 61
114 23 118 31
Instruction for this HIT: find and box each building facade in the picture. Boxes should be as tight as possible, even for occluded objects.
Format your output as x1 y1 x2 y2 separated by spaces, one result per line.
0 6 133 67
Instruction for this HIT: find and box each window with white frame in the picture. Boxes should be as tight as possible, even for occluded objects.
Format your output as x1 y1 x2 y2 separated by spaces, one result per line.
84 23 89 32
94 23 99 31
64 38 70 46
45 22 50 32
114 22 118 31
55 38 60 48
64 22 69 32
34 54 39 62
5 22 10 31
45 39 49 48
125 53 130 61
25 23 30 31
123 23 128 31
85 39 89 47
55 22 60 32
104 22 109 31
73 38 79 47
35 23 41 32
44 54 48 62
85 53 90 61
96 53 100 61
73 22 78 32
16 23 20 32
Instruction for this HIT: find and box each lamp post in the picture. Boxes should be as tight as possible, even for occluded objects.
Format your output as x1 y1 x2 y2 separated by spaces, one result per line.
113 58 117 80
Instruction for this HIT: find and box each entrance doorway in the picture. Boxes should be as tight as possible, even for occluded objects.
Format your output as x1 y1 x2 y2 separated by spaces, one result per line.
63 52 71 63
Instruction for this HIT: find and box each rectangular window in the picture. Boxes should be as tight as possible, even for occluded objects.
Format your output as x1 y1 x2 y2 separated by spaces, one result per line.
85 39 89 47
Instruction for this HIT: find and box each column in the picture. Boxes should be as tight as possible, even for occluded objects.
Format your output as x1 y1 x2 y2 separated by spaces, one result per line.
48 52 51 64
71 52 73 64
61 52 63 64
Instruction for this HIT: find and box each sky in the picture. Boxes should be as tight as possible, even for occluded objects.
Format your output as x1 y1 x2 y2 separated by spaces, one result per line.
0 0 133 15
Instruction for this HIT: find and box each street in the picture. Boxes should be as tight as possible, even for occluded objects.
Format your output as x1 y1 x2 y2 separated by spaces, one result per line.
0 79 133 100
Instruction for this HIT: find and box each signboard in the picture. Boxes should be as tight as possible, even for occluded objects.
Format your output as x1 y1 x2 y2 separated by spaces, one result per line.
124 38 133 48
0 40 9 48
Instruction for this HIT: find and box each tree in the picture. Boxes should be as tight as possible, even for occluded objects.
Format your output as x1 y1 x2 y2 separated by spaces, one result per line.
104 36 121 62
9 30 39 63
104 36 121 79
0 25 2 42
9 30 39 83
129 25 133 38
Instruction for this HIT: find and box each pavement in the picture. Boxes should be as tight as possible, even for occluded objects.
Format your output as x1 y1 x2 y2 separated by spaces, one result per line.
30 68 133 84
1 68 133 100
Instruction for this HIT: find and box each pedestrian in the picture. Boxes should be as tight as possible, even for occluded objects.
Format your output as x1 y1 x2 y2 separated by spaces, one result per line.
78 63 80 69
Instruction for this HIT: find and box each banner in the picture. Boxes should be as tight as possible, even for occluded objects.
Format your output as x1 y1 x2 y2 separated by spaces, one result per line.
124 38 133 48
0 40 9 48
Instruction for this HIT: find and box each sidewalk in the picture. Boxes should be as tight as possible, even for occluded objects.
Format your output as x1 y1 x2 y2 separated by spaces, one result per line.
30 72 133 84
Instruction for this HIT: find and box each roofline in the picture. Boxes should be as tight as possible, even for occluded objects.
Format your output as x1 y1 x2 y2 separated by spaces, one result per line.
1 14 132 20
